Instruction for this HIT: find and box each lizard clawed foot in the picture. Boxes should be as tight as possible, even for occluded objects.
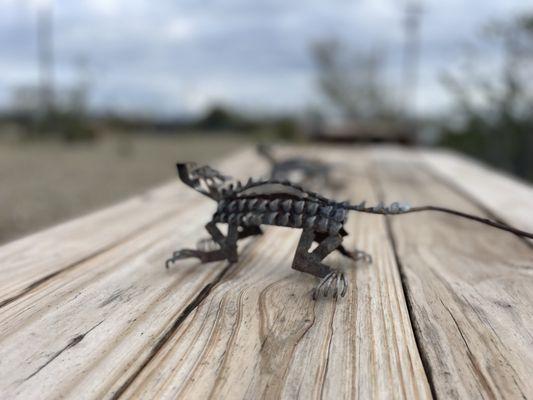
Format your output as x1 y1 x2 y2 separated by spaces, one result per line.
312 271 347 300
165 249 202 269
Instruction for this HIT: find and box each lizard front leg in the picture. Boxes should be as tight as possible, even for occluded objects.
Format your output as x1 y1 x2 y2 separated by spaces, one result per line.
195 225 263 252
166 221 239 268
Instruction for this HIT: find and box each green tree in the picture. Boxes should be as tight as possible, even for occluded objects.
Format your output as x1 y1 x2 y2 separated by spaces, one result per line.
440 14 533 180
311 38 398 121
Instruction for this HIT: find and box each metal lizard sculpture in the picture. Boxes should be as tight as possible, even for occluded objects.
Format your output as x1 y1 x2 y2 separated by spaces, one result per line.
166 162 533 300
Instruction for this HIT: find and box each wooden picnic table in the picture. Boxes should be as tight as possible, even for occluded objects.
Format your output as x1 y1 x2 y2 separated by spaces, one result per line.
0 146 532 399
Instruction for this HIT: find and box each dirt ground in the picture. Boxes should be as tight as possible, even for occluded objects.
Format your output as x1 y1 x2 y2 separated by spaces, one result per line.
0 133 249 245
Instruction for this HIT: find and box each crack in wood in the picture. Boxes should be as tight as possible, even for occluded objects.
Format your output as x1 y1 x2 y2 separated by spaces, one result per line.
438 299 497 399
109 261 237 400
24 320 103 381
318 300 337 400
3 149 529 399
457 294 528 400
0 208 181 310
369 166 439 400
420 159 533 250
371 155 532 399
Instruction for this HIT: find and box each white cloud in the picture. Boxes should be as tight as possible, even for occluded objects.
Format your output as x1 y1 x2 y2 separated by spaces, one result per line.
86 0 120 17
0 0 531 116
165 17 196 41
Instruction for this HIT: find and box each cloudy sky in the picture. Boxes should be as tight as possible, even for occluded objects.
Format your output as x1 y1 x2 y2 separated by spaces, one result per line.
1 0 531 117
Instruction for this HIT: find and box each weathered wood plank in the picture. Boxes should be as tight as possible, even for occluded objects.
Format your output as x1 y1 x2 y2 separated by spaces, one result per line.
116 149 431 400
372 148 533 399
0 149 261 307
0 147 431 399
0 149 268 399
421 150 533 233
2 145 530 400
0 210 228 399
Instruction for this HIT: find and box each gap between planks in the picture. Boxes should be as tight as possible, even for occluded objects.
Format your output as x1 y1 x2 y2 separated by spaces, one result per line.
370 147 533 399
115 148 431 400
0 148 265 307
4 146 531 399
0 147 432 399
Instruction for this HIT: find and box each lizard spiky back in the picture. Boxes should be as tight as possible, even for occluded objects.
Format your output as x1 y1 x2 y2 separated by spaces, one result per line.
214 179 347 234
221 178 332 203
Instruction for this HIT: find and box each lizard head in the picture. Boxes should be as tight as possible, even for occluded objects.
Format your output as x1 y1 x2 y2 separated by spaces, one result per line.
176 162 230 201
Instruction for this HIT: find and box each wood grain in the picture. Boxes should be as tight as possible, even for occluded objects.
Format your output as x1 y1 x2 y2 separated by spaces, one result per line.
372 147 533 399
116 149 431 400
0 148 263 307
0 149 268 399
1 145 531 399
421 150 533 234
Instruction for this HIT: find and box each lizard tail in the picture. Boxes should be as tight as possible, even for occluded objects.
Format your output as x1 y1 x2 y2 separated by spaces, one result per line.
346 201 533 240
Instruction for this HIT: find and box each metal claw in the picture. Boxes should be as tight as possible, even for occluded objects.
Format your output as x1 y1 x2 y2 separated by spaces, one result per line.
313 272 336 300
312 271 348 300
314 272 333 299
323 274 335 297
332 274 340 298
172 249 197 260
340 273 347 297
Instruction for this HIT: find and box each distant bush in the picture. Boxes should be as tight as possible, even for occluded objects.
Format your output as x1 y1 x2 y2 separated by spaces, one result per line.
195 105 258 132
29 111 96 142
439 13 533 181
194 104 300 140
271 117 298 140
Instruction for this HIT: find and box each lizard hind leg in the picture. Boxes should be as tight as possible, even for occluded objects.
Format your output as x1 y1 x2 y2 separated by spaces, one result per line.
337 245 373 264
314 231 372 264
291 229 347 300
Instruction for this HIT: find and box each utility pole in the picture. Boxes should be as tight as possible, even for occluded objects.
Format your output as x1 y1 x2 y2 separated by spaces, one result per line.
401 1 423 137
37 1 54 115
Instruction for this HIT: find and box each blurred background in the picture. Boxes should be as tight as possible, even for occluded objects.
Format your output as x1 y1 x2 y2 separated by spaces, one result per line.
1 0 532 244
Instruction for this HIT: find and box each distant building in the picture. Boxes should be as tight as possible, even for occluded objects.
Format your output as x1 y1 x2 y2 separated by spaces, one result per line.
306 119 416 145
